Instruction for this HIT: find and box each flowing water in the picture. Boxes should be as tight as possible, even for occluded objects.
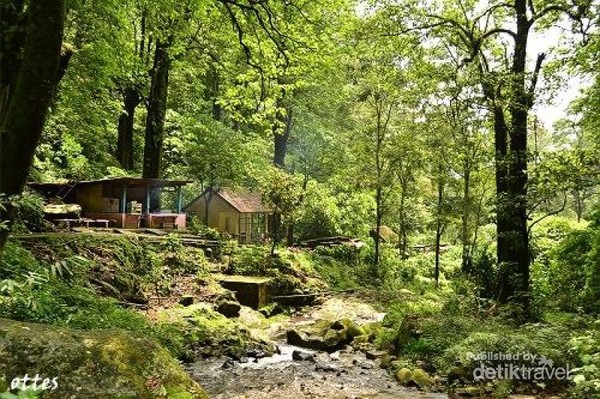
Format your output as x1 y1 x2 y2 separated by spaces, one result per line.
187 294 449 399
188 344 448 399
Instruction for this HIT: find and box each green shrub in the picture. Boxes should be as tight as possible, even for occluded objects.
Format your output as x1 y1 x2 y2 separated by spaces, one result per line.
464 246 498 299
310 246 364 290
568 329 600 398
188 216 222 240
538 221 600 314
9 190 46 234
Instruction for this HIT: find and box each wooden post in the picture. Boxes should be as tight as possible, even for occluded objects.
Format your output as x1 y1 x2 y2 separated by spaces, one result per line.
265 213 269 234
238 213 242 243
145 184 151 214
120 185 127 213
176 186 183 213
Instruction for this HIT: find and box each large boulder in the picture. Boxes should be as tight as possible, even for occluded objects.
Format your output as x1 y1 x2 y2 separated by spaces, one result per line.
215 300 241 318
286 319 366 353
156 304 276 361
0 318 207 399
395 367 434 389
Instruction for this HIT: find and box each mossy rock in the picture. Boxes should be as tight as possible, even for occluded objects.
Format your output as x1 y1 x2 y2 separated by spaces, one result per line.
0 318 207 399
412 368 434 388
361 322 382 343
287 319 352 353
286 318 369 353
0 376 8 392
156 304 275 360
395 367 433 390
448 365 474 385
396 368 413 385
340 319 366 338
352 334 370 344
378 355 396 369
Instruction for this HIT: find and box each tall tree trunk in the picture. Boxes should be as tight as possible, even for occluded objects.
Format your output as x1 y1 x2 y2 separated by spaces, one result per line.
116 87 141 170
273 106 292 168
270 206 280 255
470 190 486 261
434 169 445 287
461 167 471 271
374 186 383 273
492 104 510 282
143 39 170 211
273 105 292 246
574 191 583 223
205 66 222 121
496 0 531 313
202 187 216 225
0 0 66 252
398 178 408 259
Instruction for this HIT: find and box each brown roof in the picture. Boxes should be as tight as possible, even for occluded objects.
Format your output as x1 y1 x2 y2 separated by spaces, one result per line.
28 177 192 189
218 188 271 213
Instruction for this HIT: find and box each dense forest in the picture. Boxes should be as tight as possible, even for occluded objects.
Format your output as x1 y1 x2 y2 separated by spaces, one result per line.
2 0 600 398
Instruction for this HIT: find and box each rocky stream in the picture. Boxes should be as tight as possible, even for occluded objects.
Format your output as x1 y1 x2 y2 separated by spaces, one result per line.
187 295 449 399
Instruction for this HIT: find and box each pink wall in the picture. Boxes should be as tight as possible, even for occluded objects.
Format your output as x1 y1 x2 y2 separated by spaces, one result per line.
83 212 185 229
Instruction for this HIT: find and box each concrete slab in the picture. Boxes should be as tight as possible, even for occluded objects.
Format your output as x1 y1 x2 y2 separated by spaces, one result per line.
218 275 272 309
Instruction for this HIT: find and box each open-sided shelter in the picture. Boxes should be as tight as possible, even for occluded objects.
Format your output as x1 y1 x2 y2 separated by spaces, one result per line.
29 177 191 229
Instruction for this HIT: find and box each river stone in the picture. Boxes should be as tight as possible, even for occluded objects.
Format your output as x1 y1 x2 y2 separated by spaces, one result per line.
292 350 315 362
366 350 388 360
221 359 235 369
378 354 396 369
315 363 341 372
179 295 194 306
287 330 337 352
455 387 481 397
286 320 353 353
258 302 283 318
341 319 366 338
395 367 433 389
0 318 208 399
412 368 434 388
448 365 473 385
395 368 414 385
286 318 370 353
216 300 242 318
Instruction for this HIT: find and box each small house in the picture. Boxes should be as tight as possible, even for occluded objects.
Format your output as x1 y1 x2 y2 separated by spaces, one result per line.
184 188 273 243
29 177 191 229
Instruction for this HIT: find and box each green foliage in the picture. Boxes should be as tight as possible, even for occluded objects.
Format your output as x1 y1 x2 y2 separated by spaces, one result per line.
464 246 499 299
0 235 217 351
160 234 209 275
177 115 268 192
154 304 274 361
0 318 208 398
568 329 600 398
535 216 600 313
226 245 326 295
188 216 222 240
0 391 41 399
310 246 364 290
0 240 152 333
295 183 342 240
5 190 45 234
